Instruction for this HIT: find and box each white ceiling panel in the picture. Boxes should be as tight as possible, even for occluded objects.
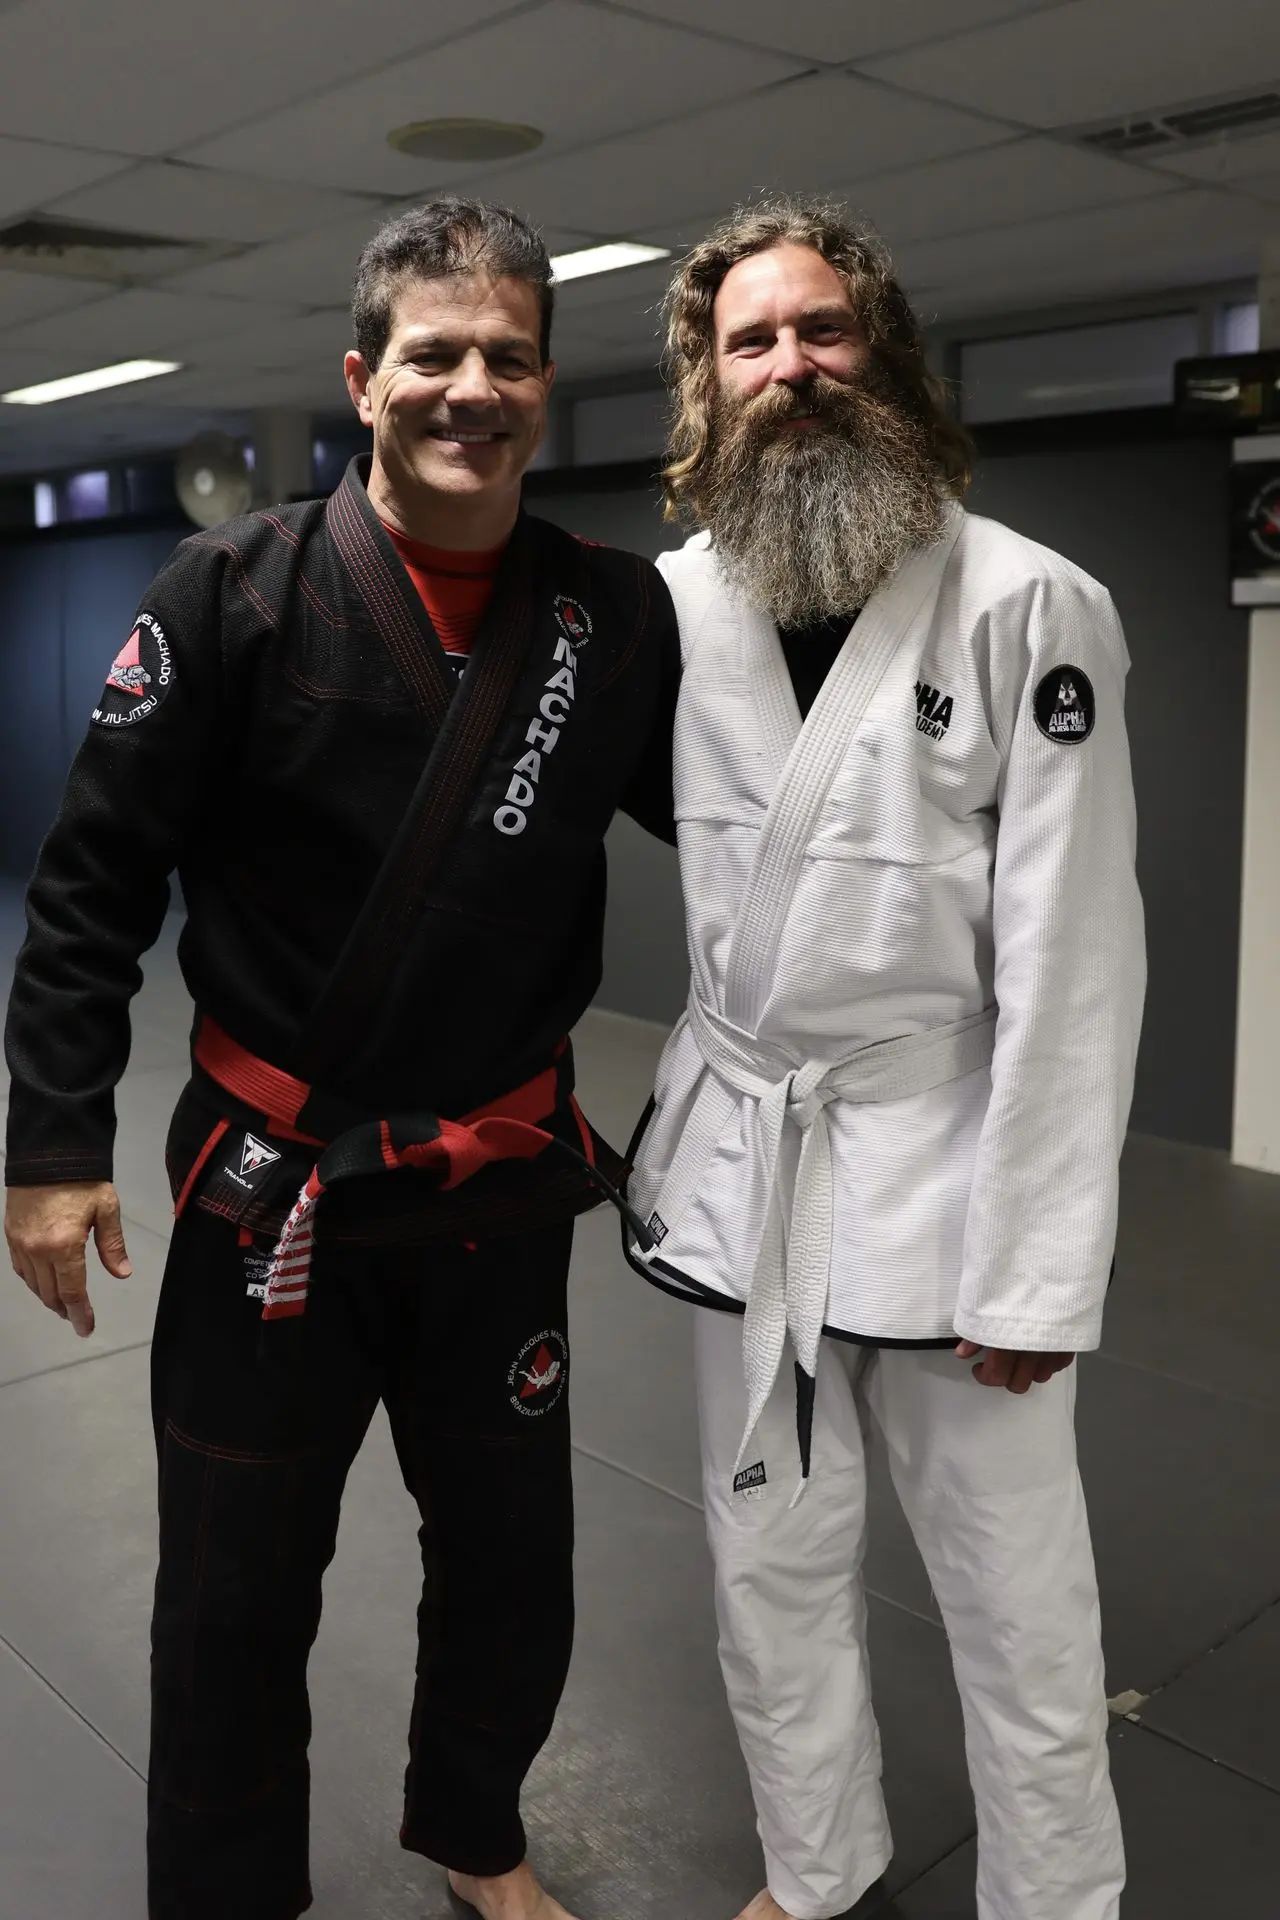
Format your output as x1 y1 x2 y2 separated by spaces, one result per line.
0 286 304 361
1149 126 1280 184
476 71 1003 237
615 0 1073 65
153 364 351 412
553 258 675 317
862 0 1280 132
835 137 1176 249
899 189 1273 306
0 267 114 328
182 3 800 195
41 162 377 246
184 308 356 373
0 0 519 154
0 137 133 226
166 213 591 310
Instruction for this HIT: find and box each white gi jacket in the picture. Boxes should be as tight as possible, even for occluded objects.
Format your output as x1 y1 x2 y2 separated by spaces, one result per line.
630 503 1145 1382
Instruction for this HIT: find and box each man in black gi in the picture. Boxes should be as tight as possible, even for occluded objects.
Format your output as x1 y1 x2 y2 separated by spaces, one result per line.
4 199 677 1920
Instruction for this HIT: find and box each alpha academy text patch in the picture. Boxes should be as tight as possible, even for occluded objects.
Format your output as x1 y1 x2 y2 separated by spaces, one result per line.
1034 665 1095 743
93 612 173 728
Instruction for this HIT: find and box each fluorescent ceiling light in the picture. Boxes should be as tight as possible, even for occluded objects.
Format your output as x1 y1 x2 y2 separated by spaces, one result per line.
550 242 670 284
1 359 182 406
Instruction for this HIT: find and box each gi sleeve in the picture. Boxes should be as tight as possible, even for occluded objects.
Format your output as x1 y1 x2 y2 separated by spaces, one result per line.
955 567 1146 1352
619 560 680 846
4 537 229 1187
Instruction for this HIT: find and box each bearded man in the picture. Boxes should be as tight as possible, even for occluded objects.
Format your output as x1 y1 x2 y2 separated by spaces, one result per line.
626 199 1145 1920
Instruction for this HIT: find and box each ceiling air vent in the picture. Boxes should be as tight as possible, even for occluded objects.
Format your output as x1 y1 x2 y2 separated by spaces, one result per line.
0 215 221 283
1075 88 1280 158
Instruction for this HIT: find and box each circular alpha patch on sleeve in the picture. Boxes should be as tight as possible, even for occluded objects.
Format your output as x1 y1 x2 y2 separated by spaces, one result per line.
92 611 173 728
1033 665 1095 743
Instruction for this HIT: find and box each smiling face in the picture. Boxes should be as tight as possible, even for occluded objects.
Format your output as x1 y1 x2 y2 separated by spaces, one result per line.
345 269 554 545
712 242 869 411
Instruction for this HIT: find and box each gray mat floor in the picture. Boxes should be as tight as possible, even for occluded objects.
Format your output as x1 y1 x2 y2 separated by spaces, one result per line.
0 884 1276 1917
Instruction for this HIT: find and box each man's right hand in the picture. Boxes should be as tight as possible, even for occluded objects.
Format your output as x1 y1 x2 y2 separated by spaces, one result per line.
5 1182 132 1339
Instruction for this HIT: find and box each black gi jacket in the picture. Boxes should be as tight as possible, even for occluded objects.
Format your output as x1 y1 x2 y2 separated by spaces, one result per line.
4 457 679 1242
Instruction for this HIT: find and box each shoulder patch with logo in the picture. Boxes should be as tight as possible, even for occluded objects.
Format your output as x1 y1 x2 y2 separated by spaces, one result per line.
552 594 592 648
93 612 173 728
1034 665 1094 743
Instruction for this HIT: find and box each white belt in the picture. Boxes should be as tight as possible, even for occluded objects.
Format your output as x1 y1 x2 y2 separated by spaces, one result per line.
684 993 998 1498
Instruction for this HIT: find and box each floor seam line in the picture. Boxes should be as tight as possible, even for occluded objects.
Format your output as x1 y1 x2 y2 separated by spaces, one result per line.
1139 1591 1280 1705
1124 1715 1280 1799
570 1441 704 1513
1092 1346 1274 1413
0 1627 146 1785
0 1338 153 1390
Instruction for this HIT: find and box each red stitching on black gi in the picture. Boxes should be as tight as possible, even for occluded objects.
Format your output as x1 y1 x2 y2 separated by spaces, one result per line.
594 553 652 692
191 537 282 634
326 484 451 727
282 665 400 708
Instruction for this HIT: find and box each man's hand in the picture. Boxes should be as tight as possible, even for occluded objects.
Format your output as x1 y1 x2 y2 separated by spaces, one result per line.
6 1183 132 1339
955 1341 1075 1394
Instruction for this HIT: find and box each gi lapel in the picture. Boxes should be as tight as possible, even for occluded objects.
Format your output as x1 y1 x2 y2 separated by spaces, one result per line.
326 456 455 728
722 507 965 1030
299 463 539 1083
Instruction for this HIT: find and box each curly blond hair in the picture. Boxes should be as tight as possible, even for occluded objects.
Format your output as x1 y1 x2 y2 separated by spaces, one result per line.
661 196 972 523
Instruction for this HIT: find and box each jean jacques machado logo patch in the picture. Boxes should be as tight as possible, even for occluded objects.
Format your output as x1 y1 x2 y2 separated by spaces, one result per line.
508 1330 569 1416
93 611 173 728
493 605 589 837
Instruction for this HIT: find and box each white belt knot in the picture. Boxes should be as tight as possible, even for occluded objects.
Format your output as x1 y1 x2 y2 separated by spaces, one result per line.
681 993 998 1498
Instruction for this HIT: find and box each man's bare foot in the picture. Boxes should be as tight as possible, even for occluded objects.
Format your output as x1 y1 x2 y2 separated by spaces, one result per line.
448 1861 579 1920
734 1893 799 1920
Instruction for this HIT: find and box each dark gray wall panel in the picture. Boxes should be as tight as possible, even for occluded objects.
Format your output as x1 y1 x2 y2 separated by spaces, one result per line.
0 528 183 883
968 438 1246 1148
0 542 68 883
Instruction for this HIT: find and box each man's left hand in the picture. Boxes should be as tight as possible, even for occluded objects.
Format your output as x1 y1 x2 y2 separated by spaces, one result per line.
954 1342 1075 1393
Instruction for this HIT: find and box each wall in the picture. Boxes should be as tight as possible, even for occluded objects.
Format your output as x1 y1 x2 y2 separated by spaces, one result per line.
0 523 185 879
533 434 1249 1150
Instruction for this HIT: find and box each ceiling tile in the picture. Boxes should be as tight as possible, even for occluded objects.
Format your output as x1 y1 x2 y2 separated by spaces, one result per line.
0 138 134 226
181 2 801 195
160 211 403 309
861 0 1280 132
0 286 304 362
1148 126 1280 185
474 70 1003 236
0 268 114 329
0 0 518 154
615 0 1071 65
41 162 377 246
165 214 592 311
183 307 356 372
835 137 1176 250
899 188 1273 309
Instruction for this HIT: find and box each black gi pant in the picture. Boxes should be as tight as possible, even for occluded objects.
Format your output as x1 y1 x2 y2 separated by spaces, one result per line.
147 1206 576 1920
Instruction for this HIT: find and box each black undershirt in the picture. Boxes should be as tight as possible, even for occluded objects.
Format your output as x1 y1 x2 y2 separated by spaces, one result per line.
775 610 957 1353
777 612 859 718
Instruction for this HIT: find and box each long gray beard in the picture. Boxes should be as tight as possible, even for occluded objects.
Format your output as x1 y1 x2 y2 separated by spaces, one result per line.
699 377 946 627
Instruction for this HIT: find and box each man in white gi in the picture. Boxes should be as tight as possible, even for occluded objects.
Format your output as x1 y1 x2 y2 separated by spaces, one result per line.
627 198 1145 1920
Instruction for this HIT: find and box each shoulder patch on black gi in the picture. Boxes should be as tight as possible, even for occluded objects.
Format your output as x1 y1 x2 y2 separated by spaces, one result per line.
552 593 592 648
1034 665 1094 743
92 611 173 728
508 1329 569 1417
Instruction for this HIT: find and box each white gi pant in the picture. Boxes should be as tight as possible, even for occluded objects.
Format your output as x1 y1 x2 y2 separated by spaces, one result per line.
695 1309 1123 1920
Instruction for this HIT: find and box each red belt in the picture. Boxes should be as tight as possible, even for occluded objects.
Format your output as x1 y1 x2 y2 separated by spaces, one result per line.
188 1018 593 1319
